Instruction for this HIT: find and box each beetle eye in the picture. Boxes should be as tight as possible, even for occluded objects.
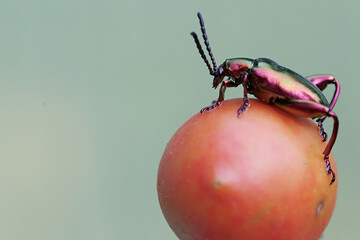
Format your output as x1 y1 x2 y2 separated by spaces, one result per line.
218 68 223 75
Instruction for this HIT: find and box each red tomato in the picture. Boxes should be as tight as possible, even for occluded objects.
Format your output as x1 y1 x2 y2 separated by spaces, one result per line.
157 98 337 240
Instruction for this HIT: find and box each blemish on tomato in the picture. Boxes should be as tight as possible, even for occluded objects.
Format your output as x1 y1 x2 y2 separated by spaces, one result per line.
213 179 222 189
317 201 324 216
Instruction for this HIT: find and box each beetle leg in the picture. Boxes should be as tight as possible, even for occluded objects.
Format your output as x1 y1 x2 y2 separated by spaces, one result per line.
307 75 340 141
316 118 328 142
200 80 238 114
306 75 340 111
237 72 250 116
274 99 338 185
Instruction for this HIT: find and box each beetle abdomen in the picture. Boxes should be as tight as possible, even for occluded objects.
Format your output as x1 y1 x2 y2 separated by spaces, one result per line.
249 59 329 106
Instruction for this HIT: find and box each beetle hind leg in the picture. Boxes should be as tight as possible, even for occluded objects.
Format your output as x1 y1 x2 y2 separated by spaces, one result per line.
274 99 339 185
307 75 340 141
306 75 340 111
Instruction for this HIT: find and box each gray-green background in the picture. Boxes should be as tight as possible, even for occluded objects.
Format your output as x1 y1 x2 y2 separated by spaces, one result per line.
0 0 358 239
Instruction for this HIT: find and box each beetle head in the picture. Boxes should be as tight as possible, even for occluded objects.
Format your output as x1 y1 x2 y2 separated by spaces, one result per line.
212 66 225 89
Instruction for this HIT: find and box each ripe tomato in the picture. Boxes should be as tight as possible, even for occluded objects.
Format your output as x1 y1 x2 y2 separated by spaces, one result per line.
157 98 337 240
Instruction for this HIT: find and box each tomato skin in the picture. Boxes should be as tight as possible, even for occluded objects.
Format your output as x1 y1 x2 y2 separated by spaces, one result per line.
157 98 337 240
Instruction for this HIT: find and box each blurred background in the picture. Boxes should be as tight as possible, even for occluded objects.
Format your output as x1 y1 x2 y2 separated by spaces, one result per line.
0 0 358 239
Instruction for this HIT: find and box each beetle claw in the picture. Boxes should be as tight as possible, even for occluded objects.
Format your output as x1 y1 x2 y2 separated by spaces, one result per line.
237 100 250 117
324 155 336 185
317 119 328 142
200 101 222 114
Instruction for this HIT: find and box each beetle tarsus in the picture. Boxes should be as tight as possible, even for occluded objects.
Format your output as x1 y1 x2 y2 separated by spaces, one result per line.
200 101 222 114
316 118 328 142
237 99 250 116
324 155 336 185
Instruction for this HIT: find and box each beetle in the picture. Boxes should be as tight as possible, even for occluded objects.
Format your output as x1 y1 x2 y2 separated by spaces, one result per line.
191 12 340 185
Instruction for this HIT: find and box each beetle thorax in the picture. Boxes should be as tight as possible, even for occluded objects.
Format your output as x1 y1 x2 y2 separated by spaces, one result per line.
224 58 254 79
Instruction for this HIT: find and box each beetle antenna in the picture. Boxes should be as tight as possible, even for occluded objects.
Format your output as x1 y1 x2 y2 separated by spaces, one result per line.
197 12 217 72
191 32 214 75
